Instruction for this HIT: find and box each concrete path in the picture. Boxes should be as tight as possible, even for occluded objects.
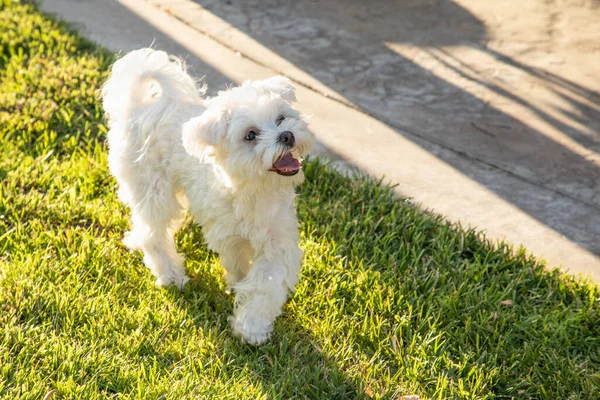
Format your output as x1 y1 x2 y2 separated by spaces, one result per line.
39 0 600 281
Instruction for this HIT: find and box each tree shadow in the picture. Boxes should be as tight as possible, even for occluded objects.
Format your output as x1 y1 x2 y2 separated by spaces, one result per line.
191 0 600 255
424 46 600 151
295 159 599 398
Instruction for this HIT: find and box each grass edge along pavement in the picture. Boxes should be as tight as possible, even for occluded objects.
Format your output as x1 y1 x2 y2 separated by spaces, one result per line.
1 1 599 399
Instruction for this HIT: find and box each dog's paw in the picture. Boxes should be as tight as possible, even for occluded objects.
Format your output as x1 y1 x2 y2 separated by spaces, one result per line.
229 314 273 346
155 273 189 290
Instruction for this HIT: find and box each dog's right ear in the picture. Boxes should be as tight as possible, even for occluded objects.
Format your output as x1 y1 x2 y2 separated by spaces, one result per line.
182 106 229 157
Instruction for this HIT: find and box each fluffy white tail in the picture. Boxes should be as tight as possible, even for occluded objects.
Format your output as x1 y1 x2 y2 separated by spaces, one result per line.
102 48 203 143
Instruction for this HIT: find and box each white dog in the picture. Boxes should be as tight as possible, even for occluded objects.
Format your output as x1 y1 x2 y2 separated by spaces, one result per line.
102 48 314 345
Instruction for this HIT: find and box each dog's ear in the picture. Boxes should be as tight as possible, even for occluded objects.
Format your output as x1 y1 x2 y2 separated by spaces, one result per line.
250 75 296 102
182 106 229 157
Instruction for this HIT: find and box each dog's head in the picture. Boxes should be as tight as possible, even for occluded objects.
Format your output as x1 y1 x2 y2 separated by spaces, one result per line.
182 76 314 185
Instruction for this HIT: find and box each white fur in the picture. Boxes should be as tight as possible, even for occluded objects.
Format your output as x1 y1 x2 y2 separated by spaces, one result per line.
102 48 315 345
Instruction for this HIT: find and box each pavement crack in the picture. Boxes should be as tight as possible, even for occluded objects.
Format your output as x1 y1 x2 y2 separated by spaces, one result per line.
470 122 496 137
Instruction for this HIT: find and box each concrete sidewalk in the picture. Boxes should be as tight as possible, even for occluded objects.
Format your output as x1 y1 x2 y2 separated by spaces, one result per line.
39 0 600 281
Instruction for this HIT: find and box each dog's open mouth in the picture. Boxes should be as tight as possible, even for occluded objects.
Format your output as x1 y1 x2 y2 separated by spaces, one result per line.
269 152 301 176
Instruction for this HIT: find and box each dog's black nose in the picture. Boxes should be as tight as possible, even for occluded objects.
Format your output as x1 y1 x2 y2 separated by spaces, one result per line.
279 131 295 147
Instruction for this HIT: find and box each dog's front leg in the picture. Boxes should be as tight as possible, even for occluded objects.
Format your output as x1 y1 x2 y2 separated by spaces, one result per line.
229 240 302 345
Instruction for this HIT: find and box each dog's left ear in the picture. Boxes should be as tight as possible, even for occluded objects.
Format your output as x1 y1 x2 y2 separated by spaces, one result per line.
250 76 296 102
182 106 229 158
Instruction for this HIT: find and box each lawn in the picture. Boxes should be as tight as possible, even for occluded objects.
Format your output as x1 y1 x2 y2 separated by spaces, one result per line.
1 1 599 399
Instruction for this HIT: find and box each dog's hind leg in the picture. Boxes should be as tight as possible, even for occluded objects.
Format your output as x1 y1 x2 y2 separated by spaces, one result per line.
124 180 189 289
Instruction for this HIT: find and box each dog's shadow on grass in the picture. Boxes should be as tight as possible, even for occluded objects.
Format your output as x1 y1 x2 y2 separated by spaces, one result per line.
166 223 368 399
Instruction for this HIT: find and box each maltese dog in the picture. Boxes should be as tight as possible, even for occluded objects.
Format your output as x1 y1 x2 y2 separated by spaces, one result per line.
102 48 315 345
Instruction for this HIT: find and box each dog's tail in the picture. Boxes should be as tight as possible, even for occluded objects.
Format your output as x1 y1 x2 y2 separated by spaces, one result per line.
102 48 203 144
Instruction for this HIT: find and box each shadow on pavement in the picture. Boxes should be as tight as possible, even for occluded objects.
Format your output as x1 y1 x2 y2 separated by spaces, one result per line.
190 0 600 256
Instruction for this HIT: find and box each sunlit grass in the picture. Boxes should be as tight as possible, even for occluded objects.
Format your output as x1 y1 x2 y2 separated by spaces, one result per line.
1 1 599 399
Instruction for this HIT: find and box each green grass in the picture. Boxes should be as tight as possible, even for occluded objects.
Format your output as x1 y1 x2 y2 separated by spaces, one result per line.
1 1 599 399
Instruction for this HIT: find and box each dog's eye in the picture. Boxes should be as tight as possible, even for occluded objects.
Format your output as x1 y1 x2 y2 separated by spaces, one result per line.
245 130 258 141
276 115 285 126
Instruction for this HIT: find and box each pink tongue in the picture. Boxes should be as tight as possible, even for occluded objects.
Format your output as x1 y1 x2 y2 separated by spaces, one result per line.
273 153 300 171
